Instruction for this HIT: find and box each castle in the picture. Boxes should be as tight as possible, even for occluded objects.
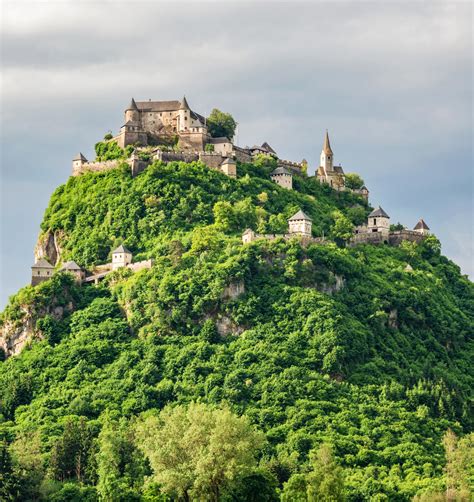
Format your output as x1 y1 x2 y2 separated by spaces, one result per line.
30 95 431 287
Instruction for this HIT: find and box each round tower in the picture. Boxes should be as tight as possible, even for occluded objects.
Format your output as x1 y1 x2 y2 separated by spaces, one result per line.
125 98 140 123
178 96 190 132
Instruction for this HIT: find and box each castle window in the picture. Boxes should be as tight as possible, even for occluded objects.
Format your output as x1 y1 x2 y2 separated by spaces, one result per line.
373 218 376 225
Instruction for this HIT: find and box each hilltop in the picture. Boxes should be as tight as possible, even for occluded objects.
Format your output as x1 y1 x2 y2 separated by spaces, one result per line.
0 133 473 500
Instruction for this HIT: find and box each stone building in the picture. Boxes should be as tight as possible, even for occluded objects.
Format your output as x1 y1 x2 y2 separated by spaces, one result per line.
352 185 369 201
413 219 430 235
72 153 88 175
116 96 208 151
367 206 390 237
288 210 312 237
112 245 133 270
316 131 345 190
270 165 293 189
60 261 85 282
31 258 54 286
208 137 233 156
220 157 237 178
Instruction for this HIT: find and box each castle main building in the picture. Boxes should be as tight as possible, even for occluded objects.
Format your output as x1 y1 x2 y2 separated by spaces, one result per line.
115 96 208 151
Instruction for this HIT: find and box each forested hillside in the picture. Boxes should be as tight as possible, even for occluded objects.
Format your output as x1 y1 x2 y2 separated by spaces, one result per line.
1 160 473 501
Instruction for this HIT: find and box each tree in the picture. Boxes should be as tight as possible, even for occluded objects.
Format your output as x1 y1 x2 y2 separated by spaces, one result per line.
306 444 345 501
135 403 266 501
344 173 364 190
330 210 354 245
253 153 277 170
390 222 405 231
96 416 145 502
206 109 237 140
205 143 215 152
443 429 472 501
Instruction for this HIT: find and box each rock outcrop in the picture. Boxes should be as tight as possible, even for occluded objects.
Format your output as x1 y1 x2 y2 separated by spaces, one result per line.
34 229 65 265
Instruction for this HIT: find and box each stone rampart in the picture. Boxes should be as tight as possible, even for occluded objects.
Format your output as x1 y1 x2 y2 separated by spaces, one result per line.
233 146 252 163
389 230 424 246
199 152 225 169
73 160 120 176
128 259 154 272
278 159 303 174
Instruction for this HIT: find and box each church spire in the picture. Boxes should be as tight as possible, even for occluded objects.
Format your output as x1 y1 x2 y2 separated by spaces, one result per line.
323 130 333 155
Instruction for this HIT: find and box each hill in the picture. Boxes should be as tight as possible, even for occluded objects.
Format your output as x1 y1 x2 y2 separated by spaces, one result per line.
1 159 473 501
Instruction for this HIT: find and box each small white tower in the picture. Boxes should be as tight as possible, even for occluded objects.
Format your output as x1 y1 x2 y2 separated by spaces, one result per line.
177 96 190 132
367 206 390 236
270 165 293 189
31 258 54 286
112 245 133 270
413 219 430 235
221 158 237 178
72 153 87 175
288 209 312 237
320 130 334 173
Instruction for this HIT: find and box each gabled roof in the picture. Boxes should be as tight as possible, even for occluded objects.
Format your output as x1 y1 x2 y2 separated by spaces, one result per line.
209 137 231 144
261 142 276 154
61 261 82 271
32 258 54 269
73 152 87 162
112 244 132 254
126 98 138 111
243 228 254 235
368 206 390 218
333 165 344 174
190 110 206 124
221 157 236 165
288 209 312 222
414 218 430 230
136 100 181 112
360 185 368 191
179 96 190 110
322 130 333 155
271 166 291 176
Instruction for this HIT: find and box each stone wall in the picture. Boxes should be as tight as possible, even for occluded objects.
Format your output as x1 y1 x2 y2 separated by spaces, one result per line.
128 259 154 272
199 152 225 169
233 146 252 163
155 151 199 163
278 159 303 174
73 160 121 176
389 230 424 246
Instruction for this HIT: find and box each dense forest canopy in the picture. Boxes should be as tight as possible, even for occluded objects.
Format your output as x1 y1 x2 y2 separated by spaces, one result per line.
0 159 473 501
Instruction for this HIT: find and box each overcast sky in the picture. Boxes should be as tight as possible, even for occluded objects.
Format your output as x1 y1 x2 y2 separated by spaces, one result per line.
1 1 472 308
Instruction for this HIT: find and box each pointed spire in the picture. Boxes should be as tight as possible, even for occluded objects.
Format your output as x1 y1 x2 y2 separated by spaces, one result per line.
180 96 190 110
126 98 138 111
323 130 333 155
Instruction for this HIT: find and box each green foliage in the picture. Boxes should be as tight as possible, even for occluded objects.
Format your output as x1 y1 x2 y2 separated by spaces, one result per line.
103 133 113 141
344 173 364 190
94 141 125 161
206 108 237 139
135 403 265 501
253 153 278 170
205 143 215 152
0 157 473 500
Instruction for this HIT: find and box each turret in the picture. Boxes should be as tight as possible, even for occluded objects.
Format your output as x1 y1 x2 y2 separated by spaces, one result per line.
178 95 190 132
72 153 87 175
111 245 132 270
221 157 237 178
270 165 293 189
367 206 390 236
320 130 333 172
288 209 312 237
413 219 430 235
125 98 140 124
31 258 54 286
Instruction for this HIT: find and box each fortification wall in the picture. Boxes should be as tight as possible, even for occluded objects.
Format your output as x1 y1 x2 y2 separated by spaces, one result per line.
199 152 225 169
154 151 199 163
389 230 424 246
233 146 252 163
279 159 303 174
73 160 121 176
128 259 154 272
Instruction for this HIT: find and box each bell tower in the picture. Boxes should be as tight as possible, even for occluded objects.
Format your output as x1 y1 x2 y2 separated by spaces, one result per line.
320 130 333 172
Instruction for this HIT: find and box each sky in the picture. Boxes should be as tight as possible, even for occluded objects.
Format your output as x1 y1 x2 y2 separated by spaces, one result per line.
1 0 472 309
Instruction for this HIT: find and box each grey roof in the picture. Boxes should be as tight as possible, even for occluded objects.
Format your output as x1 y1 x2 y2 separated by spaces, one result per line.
179 96 190 110
221 157 236 165
73 152 87 161
271 166 291 176
112 244 132 254
61 261 82 271
209 137 231 144
136 100 181 112
261 142 276 154
414 219 430 230
368 206 390 218
190 110 206 124
322 130 333 155
250 145 268 151
288 209 312 222
333 165 344 174
32 258 54 269
360 185 368 191
126 97 138 111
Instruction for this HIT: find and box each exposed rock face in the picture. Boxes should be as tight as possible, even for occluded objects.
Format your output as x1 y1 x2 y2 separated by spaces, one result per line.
221 281 245 300
389 308 399 329
0 300 73 358
319 274 345 295
34 229 65 265
216 315 244 337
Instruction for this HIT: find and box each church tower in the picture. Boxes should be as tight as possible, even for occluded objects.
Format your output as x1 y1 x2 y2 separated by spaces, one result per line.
320 130 333 172
177 96 190 132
